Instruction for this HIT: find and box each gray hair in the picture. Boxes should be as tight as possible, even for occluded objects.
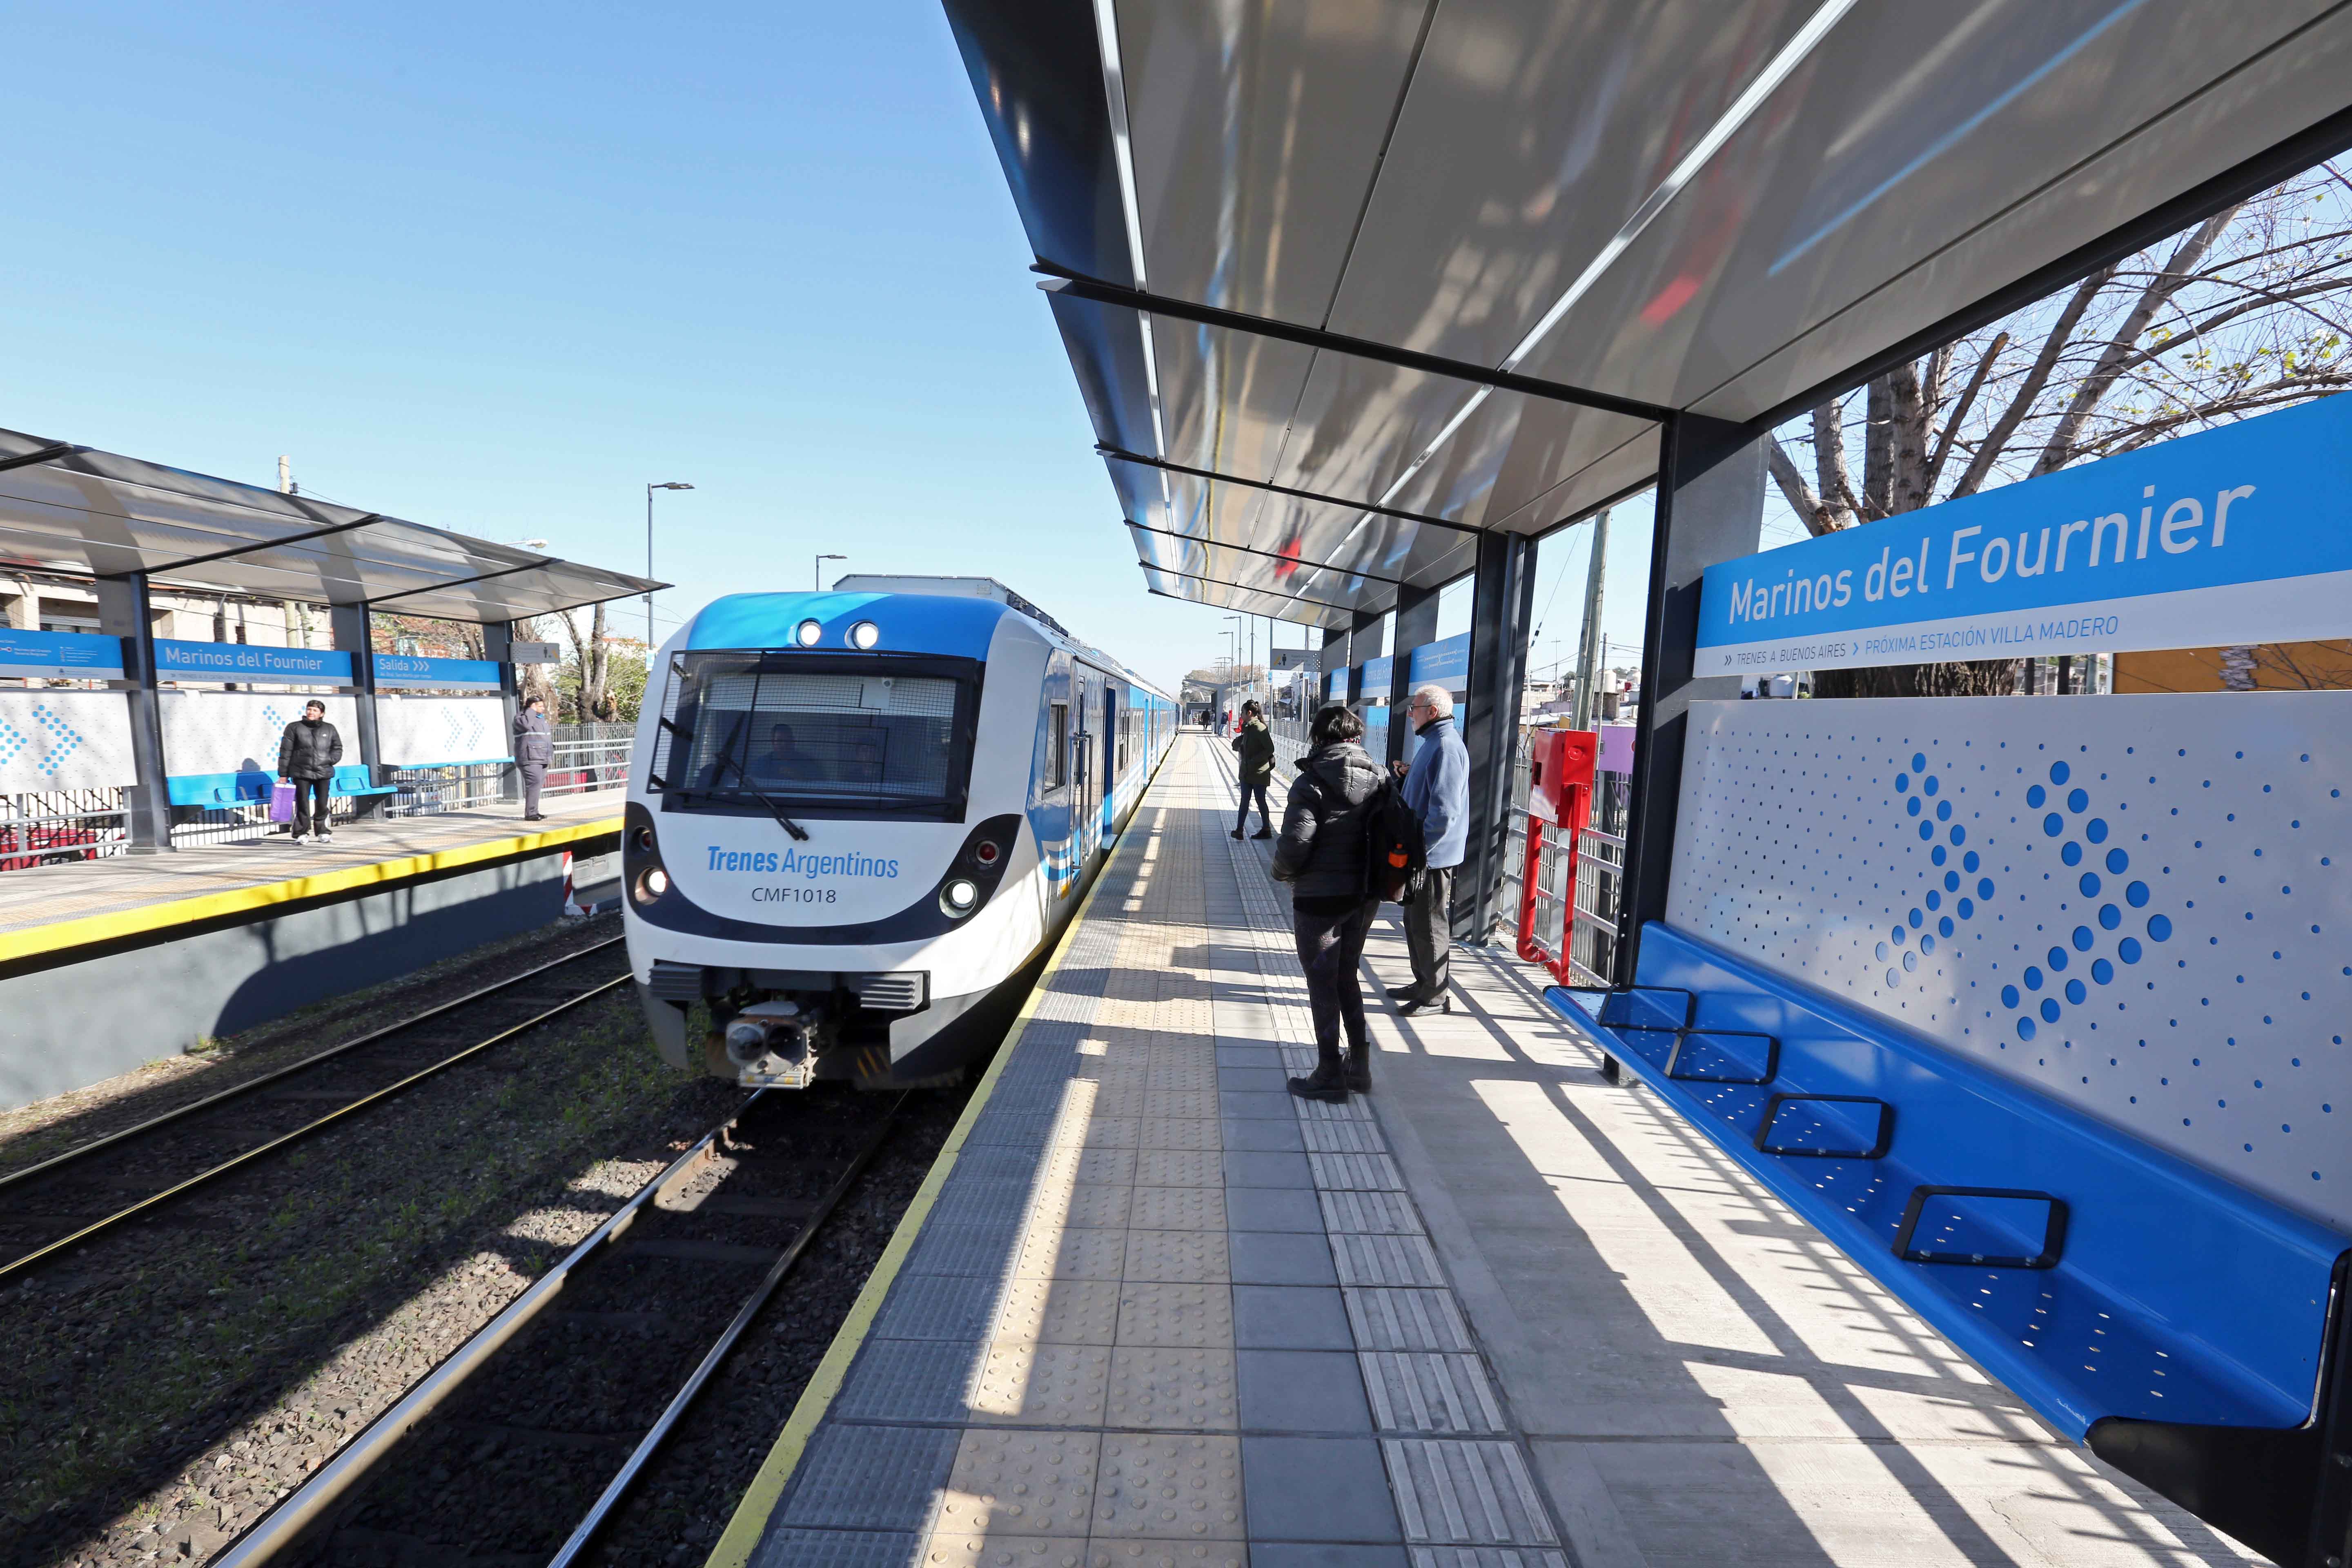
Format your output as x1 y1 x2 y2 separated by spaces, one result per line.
1410 684 1454 719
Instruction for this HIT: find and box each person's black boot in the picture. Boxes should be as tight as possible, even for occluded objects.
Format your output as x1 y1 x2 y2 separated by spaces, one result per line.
1287 1060 1349 1102
1230 829 1245 839
1397 993 1451 1017
1385 984 1421 1002
1343 1048 1372 1095
1250 828 1273 839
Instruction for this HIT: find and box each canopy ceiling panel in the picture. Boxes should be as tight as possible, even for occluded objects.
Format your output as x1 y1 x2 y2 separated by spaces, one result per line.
1139 561 1361 627
1116 459 1477 592
0 428 658 621
949 0 2352 621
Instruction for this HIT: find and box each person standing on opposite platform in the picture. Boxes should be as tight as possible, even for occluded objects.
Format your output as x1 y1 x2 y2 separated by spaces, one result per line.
1229 699 1274 840
1269 704 1384 1100
277 698 343 846
514 695 553 821
1388 683 1468 1016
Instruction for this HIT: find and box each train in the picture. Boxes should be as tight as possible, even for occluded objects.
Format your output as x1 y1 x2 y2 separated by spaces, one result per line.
621 575 1175 1087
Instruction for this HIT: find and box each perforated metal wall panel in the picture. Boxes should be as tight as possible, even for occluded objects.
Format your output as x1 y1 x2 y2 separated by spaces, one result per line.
1666 693 2351 1233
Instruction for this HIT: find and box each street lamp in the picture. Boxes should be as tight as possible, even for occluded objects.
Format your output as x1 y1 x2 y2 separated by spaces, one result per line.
815 553 846 592
646 483 693 647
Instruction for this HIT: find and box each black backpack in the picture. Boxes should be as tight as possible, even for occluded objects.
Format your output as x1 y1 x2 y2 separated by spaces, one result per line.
1362 775 1428 902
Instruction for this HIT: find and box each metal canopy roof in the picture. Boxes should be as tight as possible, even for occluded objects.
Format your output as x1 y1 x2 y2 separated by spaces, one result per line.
0 427 662 624
947 0 2352 628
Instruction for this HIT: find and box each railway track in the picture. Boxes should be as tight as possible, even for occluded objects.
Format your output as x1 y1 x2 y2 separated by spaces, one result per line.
214 1088 912 1568
0 937 635 1283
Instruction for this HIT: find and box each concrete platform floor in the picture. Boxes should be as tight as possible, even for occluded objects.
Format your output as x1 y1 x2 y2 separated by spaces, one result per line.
722 735 2258 1568
0 785 619 955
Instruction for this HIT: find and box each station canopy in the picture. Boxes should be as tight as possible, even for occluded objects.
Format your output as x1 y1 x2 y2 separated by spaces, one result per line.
948 0 2352 628
0 426 662 624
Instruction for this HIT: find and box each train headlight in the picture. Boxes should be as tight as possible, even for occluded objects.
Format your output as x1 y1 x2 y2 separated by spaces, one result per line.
941 878 979 915
643 867 669 898
794 618 823 647
848 619 880 649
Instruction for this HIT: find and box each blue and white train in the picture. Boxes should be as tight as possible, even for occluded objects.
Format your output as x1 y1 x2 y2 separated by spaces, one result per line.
622 576 1174 1087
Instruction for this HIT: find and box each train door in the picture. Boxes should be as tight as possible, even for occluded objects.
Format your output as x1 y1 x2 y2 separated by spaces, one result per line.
1103 682 1122 826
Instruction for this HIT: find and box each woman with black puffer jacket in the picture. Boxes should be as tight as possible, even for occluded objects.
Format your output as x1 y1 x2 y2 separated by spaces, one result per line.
1267 704 1385 1102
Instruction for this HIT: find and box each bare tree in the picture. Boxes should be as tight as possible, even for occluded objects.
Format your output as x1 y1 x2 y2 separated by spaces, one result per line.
555 601 614 722
1762 163 2352 697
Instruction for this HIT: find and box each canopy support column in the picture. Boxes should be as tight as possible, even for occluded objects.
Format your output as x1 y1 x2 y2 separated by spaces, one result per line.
329 604 384 806
1617 415 1766 984
1458 530 1535 942
94 573 172 854
485 621 521 803
1388 582 1439 768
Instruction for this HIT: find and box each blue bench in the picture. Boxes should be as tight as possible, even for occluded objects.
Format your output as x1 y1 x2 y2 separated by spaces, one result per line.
166 766 400 810
1548 924 2350 1566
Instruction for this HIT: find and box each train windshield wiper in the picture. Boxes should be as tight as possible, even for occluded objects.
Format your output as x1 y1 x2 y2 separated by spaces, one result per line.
709 753 811 842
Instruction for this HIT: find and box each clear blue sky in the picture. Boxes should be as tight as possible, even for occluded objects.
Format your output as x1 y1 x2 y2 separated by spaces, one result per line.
2 2 1653 696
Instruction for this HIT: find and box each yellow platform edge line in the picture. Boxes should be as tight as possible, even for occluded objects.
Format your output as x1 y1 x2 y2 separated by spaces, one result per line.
703 746 1175 1568
0 815 621 968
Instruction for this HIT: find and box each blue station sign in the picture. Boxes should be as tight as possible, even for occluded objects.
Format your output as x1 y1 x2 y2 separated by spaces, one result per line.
0 628 125 680
156 639 354 684
1696 393 2352 674
375 653 501 690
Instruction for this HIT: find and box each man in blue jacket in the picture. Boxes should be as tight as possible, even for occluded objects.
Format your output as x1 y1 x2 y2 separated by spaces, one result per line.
1389 684 1468 1015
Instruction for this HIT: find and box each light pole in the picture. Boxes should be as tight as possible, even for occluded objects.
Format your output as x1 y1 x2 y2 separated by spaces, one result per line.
646 482 693 648
815 553 846 592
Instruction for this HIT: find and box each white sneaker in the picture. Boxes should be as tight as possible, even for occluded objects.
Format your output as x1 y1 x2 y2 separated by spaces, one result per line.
316 831 334 843
289 833 307 846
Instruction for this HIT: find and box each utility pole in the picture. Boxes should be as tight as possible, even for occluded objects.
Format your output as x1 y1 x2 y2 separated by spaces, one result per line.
1570 508 1611 731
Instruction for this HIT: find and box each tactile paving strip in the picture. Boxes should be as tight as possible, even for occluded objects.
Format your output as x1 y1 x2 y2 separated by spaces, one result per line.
1299 1119 1387 1154
1344 1288 1474 1352
1320 1190 1425 1235
1090 1434 1246 1539
936 1428 1102 1537
831 1337 988 1423
994 1278 1124 1345
1383 1439 1558 1547
1309 1151 1408 1190
1115 1282 1234 1348
871 1272 1010 1342
968 1341 1114 1426
747 1526 919 1568
1105 1345 1241 1430
1123 1229 1229 1283
1408 1549 1572 1568
1331 1233 1447 1287
1133 1149 1221 1187
1360 1352 1510 1434
1013 1227 1128 1281
777 1422 961 1530
1128 1186 1226 1232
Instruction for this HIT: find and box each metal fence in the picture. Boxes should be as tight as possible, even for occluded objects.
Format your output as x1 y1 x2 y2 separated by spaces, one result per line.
546 724 632 798
2 787 130 870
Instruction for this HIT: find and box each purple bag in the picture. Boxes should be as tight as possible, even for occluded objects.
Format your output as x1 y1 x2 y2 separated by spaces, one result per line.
269 781 296 824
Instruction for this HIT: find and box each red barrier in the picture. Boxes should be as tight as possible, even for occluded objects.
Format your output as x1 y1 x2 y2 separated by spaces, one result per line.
1516 728 1597 982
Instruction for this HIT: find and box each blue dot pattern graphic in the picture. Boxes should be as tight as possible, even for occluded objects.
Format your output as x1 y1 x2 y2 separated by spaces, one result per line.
1667 701 2350 1232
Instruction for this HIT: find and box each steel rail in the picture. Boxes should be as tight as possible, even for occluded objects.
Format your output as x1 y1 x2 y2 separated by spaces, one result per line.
209 1096 762 1568
545 1096 910 1568
0 971 633 1283
0 934 626 1200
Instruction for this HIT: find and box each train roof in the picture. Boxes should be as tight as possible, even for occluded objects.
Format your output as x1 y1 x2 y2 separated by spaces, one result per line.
683 588 1169 700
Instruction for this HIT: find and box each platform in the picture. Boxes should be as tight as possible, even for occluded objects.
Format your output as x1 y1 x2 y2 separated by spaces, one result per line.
714 735 2259 1568
0 786 618 966
0 788 620 1110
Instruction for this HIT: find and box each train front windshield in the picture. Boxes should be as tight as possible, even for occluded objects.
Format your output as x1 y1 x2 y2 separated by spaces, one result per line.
656 652 980 821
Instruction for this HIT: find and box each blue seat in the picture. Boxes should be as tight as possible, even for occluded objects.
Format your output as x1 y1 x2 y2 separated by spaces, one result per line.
330 764 397 799
1549 924 2348 1564
165 770 274 808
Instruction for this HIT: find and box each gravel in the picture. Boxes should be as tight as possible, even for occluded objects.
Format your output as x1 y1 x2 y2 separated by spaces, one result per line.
0 912 749 1568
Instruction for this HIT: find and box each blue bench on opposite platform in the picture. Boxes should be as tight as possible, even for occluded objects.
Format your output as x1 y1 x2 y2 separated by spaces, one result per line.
166 765 400 810
1547 924 2350 1567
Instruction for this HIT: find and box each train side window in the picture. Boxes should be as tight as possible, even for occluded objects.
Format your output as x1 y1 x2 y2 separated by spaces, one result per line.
1049 701 1068 789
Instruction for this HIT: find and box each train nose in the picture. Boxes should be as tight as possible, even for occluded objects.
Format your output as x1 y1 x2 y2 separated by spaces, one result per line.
724 999 824 1071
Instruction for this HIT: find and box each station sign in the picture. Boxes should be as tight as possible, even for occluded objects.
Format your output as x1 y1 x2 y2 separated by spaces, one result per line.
1697 392 2352 675
0 628 125 680
1359 655 1393 694
1407 631 1470 689
509 640 563 664
155 639 354 684
376 653 502 690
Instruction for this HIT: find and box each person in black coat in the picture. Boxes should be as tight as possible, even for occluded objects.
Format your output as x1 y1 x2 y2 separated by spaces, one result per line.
514 695 554 820
277 699 343 845
1268 704 1384 1101
1228 700 1275 839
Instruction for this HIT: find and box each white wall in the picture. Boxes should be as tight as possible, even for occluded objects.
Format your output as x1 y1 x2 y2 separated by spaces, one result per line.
158 691 359 776
0 690 137 792
1666 691 2352 1233
378 695 511 766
